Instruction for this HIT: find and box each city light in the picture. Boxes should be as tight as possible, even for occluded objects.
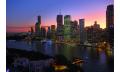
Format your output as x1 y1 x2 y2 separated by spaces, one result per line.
6 0 114 72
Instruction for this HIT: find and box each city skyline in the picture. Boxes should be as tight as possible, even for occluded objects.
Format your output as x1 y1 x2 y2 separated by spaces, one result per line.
6 1 114 72
7 0 113 32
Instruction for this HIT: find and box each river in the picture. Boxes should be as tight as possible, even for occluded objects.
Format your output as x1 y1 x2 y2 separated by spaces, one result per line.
6 40 114 72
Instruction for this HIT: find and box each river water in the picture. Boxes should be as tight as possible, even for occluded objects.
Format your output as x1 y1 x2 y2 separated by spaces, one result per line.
6 40 114 72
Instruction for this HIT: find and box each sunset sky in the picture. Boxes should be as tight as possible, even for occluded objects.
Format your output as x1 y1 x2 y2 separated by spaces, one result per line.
6 0 114 32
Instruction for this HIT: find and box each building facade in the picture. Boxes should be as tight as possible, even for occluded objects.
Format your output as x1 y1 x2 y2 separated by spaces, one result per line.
106 4 114 47
86 21 102 44
51 25 56 41
79 19 86 44
64 15 71 41
35 16 41 35
56 14 64 41
71 20 79 41
40 27 46 39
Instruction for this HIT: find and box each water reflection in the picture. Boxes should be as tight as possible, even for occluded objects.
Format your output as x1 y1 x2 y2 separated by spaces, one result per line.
44 40 54 56
6 40 114 72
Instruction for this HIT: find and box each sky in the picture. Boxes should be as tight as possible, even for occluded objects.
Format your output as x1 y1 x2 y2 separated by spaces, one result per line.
6 0 114 32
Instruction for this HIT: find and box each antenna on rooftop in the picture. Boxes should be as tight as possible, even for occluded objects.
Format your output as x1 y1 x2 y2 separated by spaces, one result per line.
59 9 61 15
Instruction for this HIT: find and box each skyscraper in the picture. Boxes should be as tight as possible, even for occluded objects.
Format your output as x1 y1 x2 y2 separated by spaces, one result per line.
106 5 114 29
35 16 41 35
106 4 114 47
56 14 63 41
86 21 102 44
51 25 56 40
57 15 63 27
71 20 78 40
41 27 46 38
38 16 41 23
79 19 86 44
64 15 71 41
92 21 101 43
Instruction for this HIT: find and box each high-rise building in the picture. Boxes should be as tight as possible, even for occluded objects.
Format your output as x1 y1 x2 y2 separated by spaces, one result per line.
64 15 71 41
86 21 102 44
106 5 114 29
30 27 34 35
51 25 56 30
71 20 78 40
40 27 46 38
93 21 100 29
35 16 41 35
92 21 101 43
37 16 41 23
57 15 63 27
106 4 114 47
79 19 86 44
51 25 56 40
56 14 64 41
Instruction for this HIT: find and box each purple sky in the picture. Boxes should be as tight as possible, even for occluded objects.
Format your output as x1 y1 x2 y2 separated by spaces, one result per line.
6 0 114 32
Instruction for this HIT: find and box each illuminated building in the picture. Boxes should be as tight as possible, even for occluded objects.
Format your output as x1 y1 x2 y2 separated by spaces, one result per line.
106 4 114 47
86 21 102 44
71 20 78 40
35 16 41 35
79 19 86 44
106 4 114 29
64 15 71 41
56 14 64 41
13 58 54 72
57 14 63 27
51 25 56 40
92 21 101 43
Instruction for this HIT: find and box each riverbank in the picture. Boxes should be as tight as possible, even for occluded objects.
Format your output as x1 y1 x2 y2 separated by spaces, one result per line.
6 48 52 67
